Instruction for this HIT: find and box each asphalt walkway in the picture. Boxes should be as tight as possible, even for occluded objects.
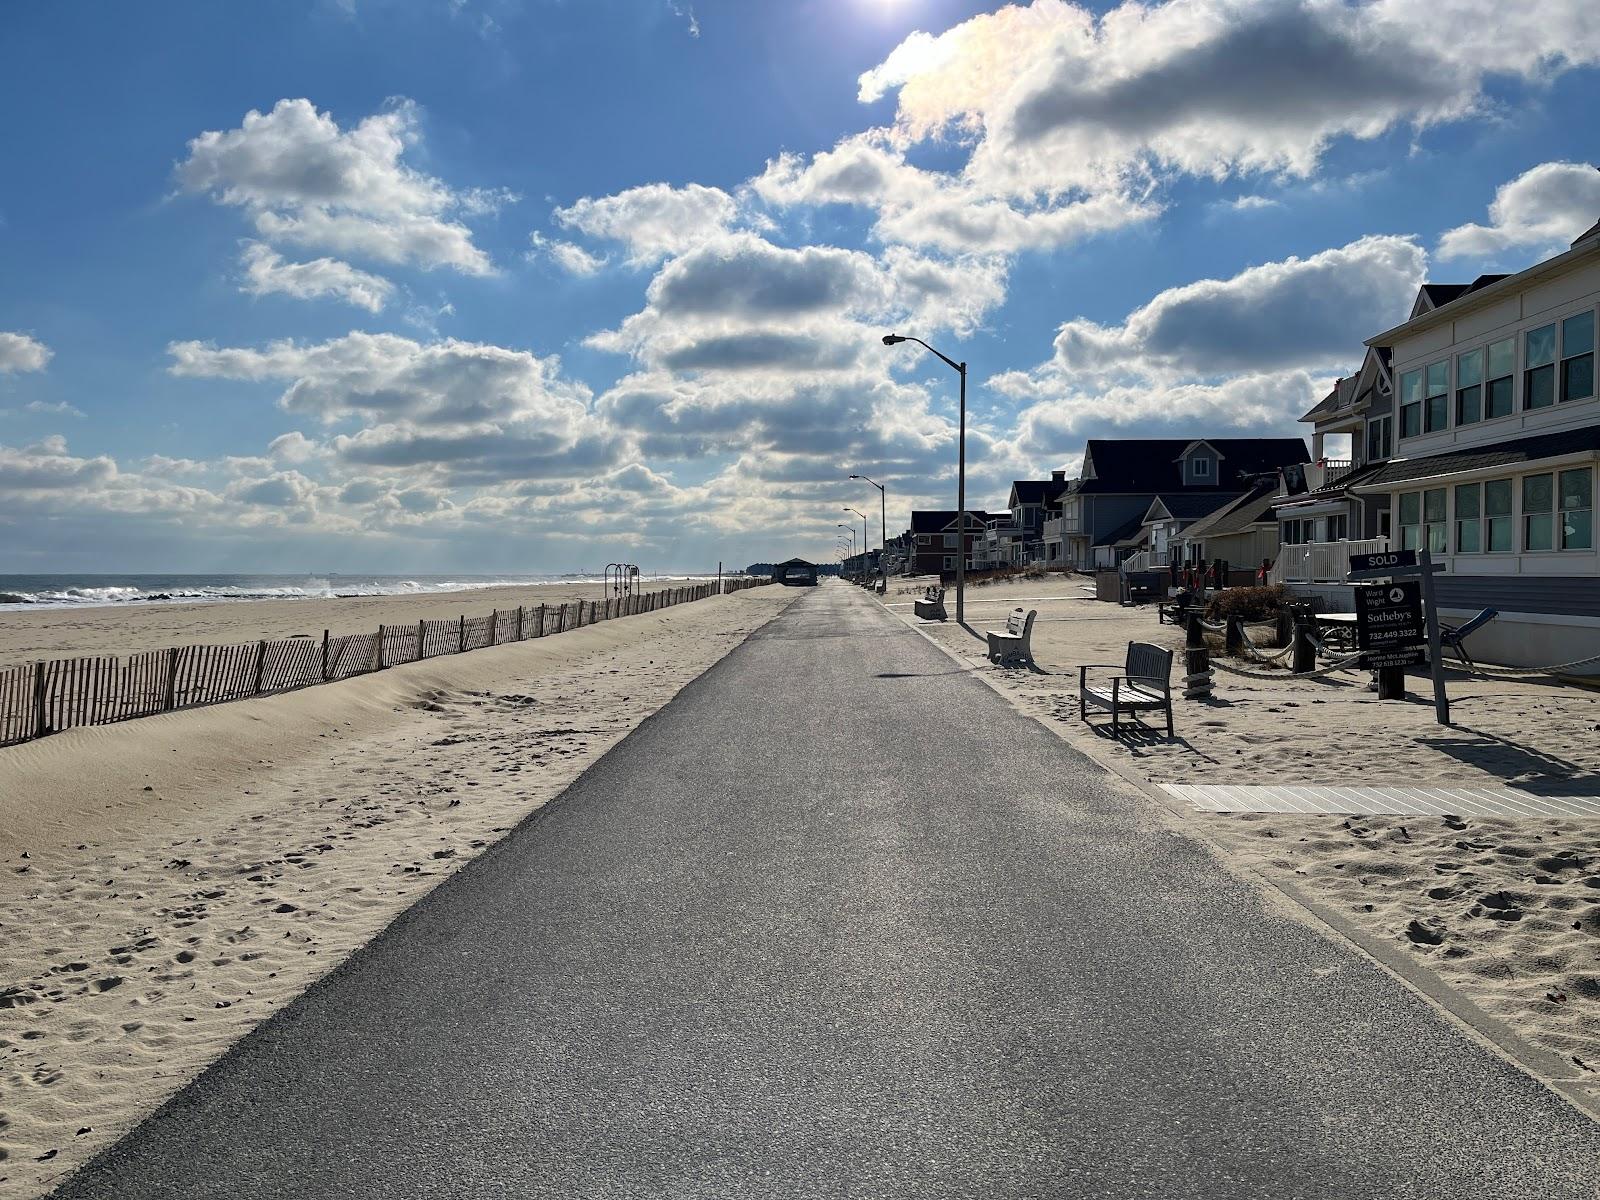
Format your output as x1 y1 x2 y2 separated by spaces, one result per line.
55 581 1600 1198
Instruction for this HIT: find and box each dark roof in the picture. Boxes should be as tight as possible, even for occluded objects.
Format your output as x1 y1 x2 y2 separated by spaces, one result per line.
1009 478 1069 506
1093 513 1147 548
775 557 815 567
909 509 997 533
1340 425 1600 491
1149 491 1247 520
1176 483 1280 541
1414 275 1512 316
1076 438 1309 493
1575 218 1600 248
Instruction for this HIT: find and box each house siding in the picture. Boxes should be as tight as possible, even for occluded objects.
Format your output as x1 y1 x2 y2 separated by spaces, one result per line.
1433 575 1600 619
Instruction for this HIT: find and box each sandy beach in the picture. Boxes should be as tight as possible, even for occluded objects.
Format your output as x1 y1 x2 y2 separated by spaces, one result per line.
0 580 727 667
887 574 1600 1095
0 584 793 1198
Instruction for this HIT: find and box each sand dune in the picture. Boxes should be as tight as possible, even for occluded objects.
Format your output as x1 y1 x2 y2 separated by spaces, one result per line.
0 586 793 1198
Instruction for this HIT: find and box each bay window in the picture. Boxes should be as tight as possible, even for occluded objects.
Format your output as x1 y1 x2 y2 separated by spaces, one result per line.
1486 337 1515 418
1524 473 1554 549
1562 311 1595 403
1424 360 1449 432
1454 482 1481 553
1560 468 1593 550
1455 348 1483 425
1525 324 1556 409
1399 369 1422 438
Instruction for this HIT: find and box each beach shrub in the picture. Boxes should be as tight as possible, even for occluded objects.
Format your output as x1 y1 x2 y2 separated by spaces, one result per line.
1205 584 1291 622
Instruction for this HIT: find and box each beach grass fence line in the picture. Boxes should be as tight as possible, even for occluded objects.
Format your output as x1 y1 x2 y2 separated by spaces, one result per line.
0 578 769 748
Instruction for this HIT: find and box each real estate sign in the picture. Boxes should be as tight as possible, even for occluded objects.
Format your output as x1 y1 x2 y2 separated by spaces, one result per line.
1355 581 1425 668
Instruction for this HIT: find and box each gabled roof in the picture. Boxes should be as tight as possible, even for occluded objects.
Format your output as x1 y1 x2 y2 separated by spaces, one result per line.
1574 217 1600 248
909 509 997 534
1145 491 1247 523
1093 513 1148 548
1008 478 1069 507
776 557 815 567
1075 438 1309 493
1175 482 1281 542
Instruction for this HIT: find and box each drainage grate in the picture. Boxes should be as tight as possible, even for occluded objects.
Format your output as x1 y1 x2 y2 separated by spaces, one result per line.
1161 783 1600 819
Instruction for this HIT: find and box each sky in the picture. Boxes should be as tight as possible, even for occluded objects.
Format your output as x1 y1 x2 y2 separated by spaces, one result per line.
2 0 1599 574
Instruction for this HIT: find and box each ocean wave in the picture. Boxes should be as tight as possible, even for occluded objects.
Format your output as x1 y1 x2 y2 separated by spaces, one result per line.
0 574 713 612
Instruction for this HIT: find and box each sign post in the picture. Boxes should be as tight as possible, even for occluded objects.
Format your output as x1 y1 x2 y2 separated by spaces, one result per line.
1348 548 1449 725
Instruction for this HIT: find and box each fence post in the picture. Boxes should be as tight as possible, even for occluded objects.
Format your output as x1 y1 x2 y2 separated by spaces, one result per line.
489 609 498 646
321 630 330 681
377 626 386 670
537 604 546 637
517 606 525 640
252 640 267 694
33 661 48 738
164 647 179 711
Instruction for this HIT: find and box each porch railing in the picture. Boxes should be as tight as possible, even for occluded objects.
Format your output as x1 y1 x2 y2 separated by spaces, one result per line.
1268 537 1388 584
1303 458 1355 492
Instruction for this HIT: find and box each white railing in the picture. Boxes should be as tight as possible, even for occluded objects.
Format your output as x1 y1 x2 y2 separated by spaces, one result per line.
1303 459 1355 492
1043 515 1081 538
1268 537 1388 584
1119 549 1169 573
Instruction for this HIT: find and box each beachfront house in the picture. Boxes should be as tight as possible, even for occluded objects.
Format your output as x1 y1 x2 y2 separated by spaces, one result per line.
1277 215 1600 666
1171 478 1291 574
1007 472 1070 565
908 510 996 576
1041 438 1312 570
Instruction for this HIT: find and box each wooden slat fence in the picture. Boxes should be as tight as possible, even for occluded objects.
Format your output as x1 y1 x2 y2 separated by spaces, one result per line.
0 579 767 746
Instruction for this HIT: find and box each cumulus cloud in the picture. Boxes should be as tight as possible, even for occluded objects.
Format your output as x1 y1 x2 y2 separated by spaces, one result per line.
168 332 621 487
553 183 743 265
239 242 395 311
1035 234 1425 377
528 232 607 275
753 134 1157 254
862 0 1600 199
179 98 500 276
23 400 85 418
1437 161 1600 260
0 332 52 373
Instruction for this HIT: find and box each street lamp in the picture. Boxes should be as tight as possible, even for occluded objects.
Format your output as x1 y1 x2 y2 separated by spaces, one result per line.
849 474 888 593
883 333 967 624
843 507 868 585
837 524 855 577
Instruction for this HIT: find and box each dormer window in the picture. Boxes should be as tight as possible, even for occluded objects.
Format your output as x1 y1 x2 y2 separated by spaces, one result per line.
1192 457 1211 479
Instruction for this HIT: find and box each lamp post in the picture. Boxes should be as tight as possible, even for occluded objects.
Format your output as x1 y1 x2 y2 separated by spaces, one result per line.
883 334 967 624
837 524 855 578
843 507 868 585
849 474 887 593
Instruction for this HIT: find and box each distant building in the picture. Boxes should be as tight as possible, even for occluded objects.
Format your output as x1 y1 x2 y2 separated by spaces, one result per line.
772 558 818 587
1042 438 1312 570
907 510 997 576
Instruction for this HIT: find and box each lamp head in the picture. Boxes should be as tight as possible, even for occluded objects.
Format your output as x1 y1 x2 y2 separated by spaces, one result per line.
881 334 905 346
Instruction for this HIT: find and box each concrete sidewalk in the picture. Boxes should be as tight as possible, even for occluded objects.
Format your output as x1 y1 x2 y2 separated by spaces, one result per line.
54 580 1600 1199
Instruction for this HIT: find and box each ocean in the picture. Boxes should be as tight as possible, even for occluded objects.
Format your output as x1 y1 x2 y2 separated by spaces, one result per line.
0 573 714 611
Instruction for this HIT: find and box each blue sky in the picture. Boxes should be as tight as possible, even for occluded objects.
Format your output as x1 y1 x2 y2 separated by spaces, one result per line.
2 0 1598 573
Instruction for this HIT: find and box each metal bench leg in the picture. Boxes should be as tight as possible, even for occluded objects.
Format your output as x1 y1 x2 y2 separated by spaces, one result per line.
1165 700 1173 738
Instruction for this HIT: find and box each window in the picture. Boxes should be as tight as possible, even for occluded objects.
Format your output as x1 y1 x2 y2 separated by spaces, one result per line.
1399 368 1422 438
1399 489 1446 553
943 533 957 548
1455 483 1481 553
1485 479 1512 552
1562 311 1595 403
1423 487 1446 553
916 534 931 546
1366 415 1391 462
1398 491 1420 551
942 555 955 570
1424 360 1449 432
1525 323 1556 409
1327 513 1348 541
1281 518 1313 545
1192 456 1211 478
1377 508 1392 539
1455 348 1483 425
1486 337 1515 418
1560 468 1592 550
1524 473 1554 550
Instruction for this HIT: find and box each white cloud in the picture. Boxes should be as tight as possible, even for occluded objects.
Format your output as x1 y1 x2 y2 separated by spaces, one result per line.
1437 161 1600 260
179 98 498 276
528 232 607 275
1036 234 1425 377
862 0 1600 200
553 183 743 265
0 332 52 373
23 400 85 418
240 242 395 312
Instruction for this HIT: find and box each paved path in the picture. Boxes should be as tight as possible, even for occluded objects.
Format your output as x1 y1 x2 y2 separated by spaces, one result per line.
56 583 1600 1198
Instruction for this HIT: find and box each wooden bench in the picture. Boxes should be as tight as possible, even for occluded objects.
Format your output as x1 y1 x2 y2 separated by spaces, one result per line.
985 607 1036 665
1079 642 1174 736
913 586 946 621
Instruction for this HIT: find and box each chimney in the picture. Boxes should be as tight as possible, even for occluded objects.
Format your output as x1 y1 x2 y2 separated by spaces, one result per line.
1051 469 1066 482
